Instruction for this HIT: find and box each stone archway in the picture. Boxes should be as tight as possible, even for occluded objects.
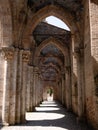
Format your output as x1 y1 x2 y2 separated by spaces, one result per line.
34 37 67 66
22 5 81 49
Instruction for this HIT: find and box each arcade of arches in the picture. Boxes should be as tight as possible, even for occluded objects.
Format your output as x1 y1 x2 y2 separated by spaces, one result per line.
0 0 98 129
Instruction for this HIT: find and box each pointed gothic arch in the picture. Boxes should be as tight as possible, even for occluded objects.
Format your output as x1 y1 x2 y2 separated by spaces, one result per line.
22 4 81 49
34 37 67 65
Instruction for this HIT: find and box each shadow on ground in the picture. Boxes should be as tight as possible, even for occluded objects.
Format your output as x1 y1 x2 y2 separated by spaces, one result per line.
1 101 94 130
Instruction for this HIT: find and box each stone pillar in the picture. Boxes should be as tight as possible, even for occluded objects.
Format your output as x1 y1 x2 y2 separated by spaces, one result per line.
15 50 30 123
2 47 18 125
74 47 85 119
38 75 43 103
20 50 30 122
29 66 34 111
61 74 65 105
65 66 72 110
36 70 40 106
9 49 18 125
33 67 39 108
26 65 34 112
15 50 22 124
64 71 66 106
33 68 36 108
26 66 31 112
59 80 62 103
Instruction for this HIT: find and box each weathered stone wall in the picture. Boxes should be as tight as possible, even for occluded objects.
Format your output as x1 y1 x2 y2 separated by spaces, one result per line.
71 37 78 114
90 0 98 128
84 0 98 129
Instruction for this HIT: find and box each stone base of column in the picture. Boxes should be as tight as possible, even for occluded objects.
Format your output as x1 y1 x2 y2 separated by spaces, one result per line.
2 122 9 126
76 116 86 124
31 106 35 112
66 108 72 112
20 115 26 123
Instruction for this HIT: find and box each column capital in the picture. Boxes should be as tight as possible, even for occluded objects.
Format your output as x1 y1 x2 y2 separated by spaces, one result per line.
1 47 15 61
22 50 30 63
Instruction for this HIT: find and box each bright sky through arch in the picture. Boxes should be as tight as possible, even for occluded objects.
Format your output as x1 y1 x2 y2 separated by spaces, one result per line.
46 16 70 31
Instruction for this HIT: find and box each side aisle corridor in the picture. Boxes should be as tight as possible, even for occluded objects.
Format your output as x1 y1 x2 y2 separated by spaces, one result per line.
1 101 93 130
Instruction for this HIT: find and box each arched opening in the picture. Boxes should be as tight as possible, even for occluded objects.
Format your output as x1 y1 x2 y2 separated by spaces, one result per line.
22 5 80 50
45 16 70 31
47 87 54 101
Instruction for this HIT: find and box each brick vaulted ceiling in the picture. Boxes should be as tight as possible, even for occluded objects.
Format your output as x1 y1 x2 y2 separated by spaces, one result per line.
27 0 83 21
27 0 83 12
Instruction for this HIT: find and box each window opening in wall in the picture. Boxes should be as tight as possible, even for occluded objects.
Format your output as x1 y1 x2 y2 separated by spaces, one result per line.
45 16 70 31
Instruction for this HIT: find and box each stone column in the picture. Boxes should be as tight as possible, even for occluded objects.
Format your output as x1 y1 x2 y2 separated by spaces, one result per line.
26 66 31 112
33 67 39 108
26 65 34 112
9 49 18 125
38 75 43 104
59 80 62 103
20 50 30 122
15 50 22 124
2 47 17 125
36 70 40 106
65 66 72 110
29 66 34 111
64 71 66 106
61 74 65 105
37 73 42 105
74 47 85 119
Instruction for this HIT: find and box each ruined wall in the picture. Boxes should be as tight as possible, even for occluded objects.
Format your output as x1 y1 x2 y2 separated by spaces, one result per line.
84 0 98 129
90 0 98 128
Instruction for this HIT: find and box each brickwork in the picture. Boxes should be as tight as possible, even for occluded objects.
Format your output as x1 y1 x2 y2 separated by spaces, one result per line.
90 1 98 129
84 0 98 129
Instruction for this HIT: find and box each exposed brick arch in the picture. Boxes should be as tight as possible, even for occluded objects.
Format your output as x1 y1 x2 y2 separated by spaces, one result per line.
0 0 12 48
22 5 80 48
34 37 68 65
